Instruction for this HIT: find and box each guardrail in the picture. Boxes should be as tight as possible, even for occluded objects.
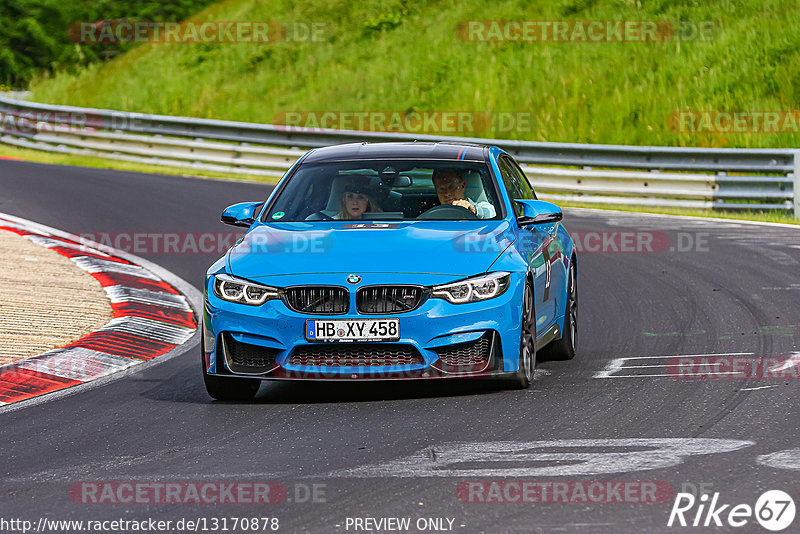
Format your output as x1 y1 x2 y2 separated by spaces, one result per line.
1 94 797 217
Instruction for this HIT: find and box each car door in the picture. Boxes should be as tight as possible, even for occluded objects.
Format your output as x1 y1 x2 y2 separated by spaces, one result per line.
508 157 567 331
498 155 557 335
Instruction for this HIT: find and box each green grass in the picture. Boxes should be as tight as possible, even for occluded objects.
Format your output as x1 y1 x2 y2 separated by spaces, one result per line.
0 144 276 183
27 0 800 148
14 0 800 225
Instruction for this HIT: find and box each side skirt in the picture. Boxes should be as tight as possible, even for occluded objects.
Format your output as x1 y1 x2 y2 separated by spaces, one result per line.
535 321 561 351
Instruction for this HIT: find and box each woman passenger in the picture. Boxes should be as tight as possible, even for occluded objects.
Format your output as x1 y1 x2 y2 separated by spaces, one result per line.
336 178 383 219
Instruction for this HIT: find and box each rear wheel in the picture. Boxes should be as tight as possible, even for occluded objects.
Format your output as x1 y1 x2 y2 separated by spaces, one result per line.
201 339 260 401
541 260 577 361
501 281 536 389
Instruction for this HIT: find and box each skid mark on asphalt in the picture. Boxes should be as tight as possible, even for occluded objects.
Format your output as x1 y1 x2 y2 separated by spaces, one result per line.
642 325 797 340
762 284 800 291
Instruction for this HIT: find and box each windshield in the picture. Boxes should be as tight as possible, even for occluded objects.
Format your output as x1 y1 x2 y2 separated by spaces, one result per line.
262 160 503 222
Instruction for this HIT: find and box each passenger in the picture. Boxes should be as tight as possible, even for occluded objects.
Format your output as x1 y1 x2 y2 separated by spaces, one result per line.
432 169 496 219
335 178 383 219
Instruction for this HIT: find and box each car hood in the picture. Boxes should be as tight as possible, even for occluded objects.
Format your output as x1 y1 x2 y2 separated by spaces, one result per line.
226 220 515 279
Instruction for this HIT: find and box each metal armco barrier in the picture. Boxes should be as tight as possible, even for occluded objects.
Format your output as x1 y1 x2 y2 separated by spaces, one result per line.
1 95 797 217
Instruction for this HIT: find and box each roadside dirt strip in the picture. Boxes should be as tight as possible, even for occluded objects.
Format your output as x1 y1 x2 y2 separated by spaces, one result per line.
0 230 112 364
0 214 197 406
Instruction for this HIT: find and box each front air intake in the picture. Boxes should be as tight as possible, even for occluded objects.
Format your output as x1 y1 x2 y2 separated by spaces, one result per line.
356 285 427 314
283 286 349 314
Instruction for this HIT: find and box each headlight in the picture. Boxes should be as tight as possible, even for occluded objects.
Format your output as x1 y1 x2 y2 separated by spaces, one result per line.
213 274 280 305
431 272 511 304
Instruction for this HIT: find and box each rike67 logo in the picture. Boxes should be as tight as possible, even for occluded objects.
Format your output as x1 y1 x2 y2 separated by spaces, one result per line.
668 490 796 531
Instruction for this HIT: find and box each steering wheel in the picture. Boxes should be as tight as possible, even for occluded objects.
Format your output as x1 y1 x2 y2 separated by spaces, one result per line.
417 204 478 220
305 211 334 221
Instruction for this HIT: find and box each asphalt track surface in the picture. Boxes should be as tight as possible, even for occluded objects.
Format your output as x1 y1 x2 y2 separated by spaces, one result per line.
1 159 800 533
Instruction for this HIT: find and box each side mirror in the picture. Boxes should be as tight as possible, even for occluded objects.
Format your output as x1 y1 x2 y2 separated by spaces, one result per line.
221 202 263 227
514 199 563 226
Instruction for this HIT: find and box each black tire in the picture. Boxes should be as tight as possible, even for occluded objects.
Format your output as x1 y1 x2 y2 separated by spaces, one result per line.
201 340 260 401
501 280 536 389
540 259 577 361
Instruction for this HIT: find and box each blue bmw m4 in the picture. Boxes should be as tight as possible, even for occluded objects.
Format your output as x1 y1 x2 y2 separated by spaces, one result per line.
202 142 577 400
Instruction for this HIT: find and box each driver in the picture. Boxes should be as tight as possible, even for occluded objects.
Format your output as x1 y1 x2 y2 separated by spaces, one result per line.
432 169 496 219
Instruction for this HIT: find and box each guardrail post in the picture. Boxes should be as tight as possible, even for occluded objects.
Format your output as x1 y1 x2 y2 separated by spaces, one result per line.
794 151 800 219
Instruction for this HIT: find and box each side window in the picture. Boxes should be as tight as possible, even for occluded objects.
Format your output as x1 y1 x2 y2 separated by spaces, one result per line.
498 156 525 216
509 159 537 200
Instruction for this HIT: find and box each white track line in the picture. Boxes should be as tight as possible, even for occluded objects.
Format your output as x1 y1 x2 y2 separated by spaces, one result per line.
740 385 779 391
770 352 800 373
594 353 755 378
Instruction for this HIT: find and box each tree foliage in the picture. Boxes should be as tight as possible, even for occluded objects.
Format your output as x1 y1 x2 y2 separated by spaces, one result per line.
0 0 216 87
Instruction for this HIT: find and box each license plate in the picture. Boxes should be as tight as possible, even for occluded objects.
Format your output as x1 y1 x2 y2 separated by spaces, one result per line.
305 319 400 342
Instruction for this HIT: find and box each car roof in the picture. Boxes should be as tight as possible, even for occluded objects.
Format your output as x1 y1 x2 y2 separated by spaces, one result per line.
302 142 489 163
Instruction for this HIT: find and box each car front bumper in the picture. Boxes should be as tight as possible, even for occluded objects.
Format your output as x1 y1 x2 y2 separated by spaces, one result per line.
203 272 525 380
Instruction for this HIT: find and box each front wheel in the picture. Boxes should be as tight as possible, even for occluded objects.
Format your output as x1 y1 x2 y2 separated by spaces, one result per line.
501 281 536 389
201 341 260 401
